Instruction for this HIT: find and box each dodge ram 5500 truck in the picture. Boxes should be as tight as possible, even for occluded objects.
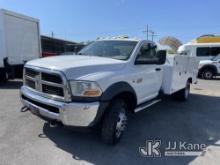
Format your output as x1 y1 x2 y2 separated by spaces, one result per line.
20 38 199 145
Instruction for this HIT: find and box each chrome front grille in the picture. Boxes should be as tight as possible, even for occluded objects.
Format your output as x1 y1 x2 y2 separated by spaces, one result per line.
24 67 71 102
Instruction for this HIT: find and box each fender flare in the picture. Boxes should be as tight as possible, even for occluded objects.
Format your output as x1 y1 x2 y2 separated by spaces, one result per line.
100 81 137 102
90 82 137 127
199 64 218 75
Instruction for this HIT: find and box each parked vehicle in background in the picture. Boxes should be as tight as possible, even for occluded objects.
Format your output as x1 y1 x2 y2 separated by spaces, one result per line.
41 35 85 57
0 9 41 82
198 54 220 79
20 37 199 145
42 52 57 58
59 52 76 55
178 35 220 61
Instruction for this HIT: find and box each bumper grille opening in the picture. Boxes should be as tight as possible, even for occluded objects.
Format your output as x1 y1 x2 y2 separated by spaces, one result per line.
42 84 64 97
42 72 63 84
22 95 59 114
25 68 39 77
26 79 35 89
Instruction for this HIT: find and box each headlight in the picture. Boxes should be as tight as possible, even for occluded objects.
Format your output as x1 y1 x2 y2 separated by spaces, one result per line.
69 80 102 97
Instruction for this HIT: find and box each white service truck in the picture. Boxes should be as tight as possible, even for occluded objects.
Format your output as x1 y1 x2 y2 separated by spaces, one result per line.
20 38 199 145
0 9 41 82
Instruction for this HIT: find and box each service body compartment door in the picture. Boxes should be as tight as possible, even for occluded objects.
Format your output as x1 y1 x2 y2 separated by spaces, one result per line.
162 55 199 94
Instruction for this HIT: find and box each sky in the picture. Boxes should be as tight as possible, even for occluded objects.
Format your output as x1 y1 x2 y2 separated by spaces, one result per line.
0 0 220 43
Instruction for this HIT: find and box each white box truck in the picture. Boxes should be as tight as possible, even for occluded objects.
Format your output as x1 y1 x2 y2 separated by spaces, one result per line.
20 37 199 145
0 9 41 82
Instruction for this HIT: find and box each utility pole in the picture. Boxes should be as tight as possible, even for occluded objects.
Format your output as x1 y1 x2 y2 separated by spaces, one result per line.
149 30 156 41
143 26 157 41
143 25 149 40
151 31 154 41
147 25 149 40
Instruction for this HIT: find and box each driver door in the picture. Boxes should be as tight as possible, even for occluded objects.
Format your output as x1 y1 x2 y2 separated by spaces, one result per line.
132 43 163 104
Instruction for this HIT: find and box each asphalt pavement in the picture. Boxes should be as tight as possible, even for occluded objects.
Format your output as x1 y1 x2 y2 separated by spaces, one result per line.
0 78 220 165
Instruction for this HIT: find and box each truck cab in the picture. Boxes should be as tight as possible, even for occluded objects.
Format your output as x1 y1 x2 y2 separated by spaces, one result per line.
20 38 198 144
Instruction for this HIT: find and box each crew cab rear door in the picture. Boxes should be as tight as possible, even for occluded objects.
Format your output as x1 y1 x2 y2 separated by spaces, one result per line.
132 43 163 104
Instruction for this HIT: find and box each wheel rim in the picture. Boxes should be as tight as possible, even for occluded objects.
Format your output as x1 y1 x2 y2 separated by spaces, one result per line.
204 71 212 79
115 111 127 138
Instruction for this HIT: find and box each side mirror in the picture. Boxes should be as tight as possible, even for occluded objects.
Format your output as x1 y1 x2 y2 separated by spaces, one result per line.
156 50 167 65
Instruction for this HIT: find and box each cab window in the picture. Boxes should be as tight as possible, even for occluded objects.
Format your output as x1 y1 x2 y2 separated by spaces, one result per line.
196 47 210 56
196 47 220 57
136 43 157 62
211 47 220 56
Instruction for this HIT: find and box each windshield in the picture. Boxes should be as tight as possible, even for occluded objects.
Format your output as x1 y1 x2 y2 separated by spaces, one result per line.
78 40 138 60
212 54 220 61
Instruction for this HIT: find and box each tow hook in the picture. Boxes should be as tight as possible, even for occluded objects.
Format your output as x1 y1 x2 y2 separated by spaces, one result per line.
49 120 59 128
20 106 29 112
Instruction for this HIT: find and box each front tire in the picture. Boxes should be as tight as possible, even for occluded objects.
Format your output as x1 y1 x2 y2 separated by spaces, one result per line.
101 99 128 145
201 69 214 80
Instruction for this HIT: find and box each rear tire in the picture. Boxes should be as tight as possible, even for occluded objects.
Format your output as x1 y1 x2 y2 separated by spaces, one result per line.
201 69 214 80
174 81 190 101
101 99 128 145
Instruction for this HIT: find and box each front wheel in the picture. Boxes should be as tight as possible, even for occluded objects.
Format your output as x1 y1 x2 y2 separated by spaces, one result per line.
101 99 128 145
201 69 214 80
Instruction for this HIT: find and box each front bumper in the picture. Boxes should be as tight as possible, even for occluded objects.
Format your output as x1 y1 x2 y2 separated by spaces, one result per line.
20 86 100 127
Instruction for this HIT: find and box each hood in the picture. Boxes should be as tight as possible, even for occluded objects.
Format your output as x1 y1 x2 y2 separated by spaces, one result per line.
199 60 213 65
26 55 126 79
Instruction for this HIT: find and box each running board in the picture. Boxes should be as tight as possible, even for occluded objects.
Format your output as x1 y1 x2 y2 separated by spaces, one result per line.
134 99 161 113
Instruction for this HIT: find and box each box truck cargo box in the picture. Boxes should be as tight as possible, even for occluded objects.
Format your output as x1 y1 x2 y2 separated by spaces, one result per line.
0 9 41 81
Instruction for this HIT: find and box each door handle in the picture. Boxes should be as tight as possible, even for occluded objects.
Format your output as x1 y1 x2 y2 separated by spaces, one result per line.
155 68 161 71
